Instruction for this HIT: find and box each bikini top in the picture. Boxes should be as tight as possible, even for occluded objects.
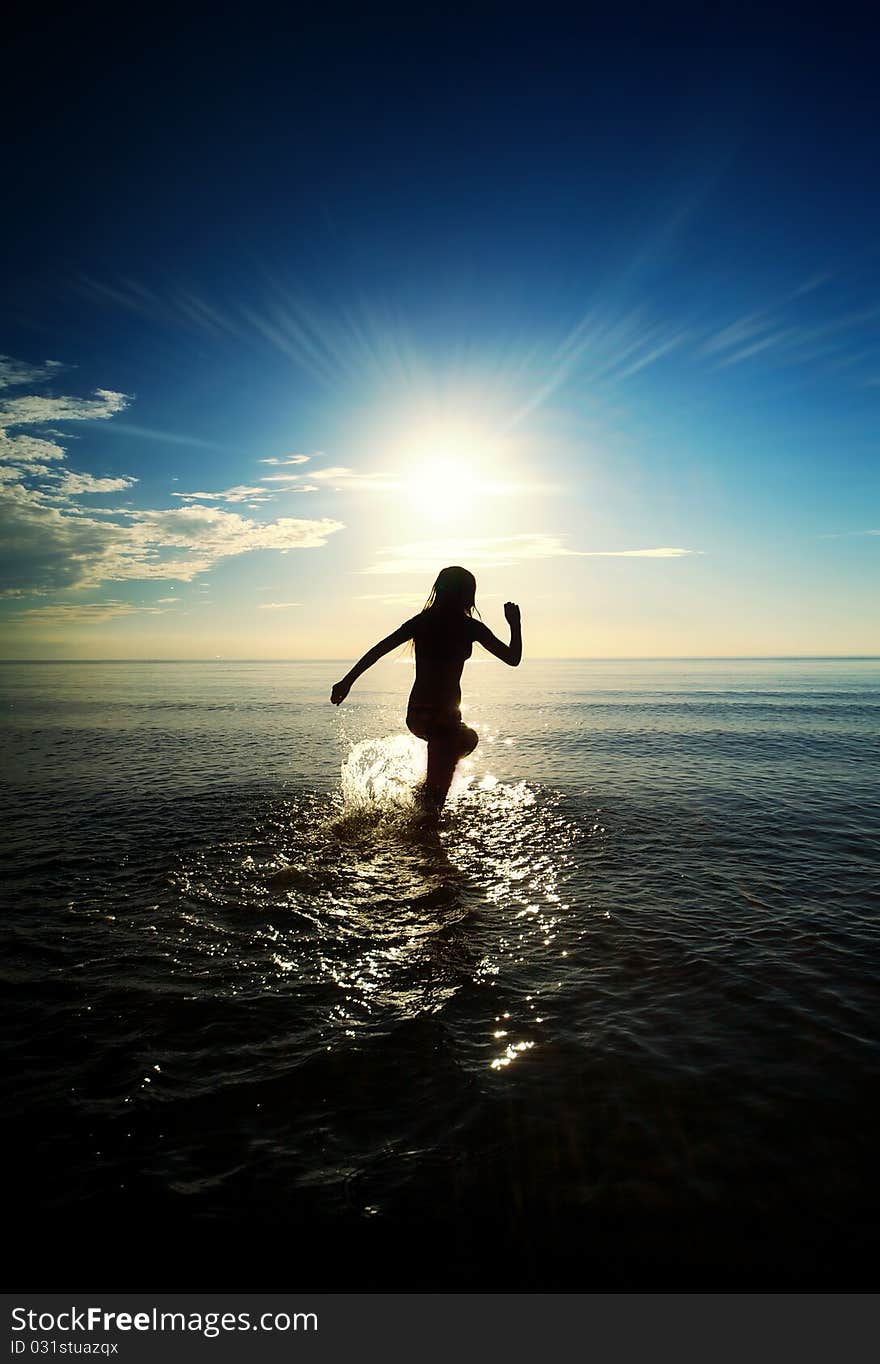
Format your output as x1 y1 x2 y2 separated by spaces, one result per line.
404 610 476 663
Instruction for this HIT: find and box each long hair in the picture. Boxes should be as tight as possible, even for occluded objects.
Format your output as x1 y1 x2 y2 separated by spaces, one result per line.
421 565 477 616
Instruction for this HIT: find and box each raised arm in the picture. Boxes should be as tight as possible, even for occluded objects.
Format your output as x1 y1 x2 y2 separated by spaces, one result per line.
330 621 414 704
472 602 522 666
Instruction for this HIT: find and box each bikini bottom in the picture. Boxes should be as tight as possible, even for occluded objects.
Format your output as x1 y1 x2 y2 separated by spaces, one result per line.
406 703 476 749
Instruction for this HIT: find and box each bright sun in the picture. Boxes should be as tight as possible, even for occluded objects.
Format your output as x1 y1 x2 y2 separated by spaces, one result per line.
403 456 481 522
395 422 511 525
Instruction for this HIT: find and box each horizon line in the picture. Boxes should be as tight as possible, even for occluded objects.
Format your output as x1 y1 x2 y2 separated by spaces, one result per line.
2 656 879 664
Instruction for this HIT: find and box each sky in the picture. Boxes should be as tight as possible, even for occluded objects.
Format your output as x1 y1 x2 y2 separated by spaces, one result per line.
2 3 878 658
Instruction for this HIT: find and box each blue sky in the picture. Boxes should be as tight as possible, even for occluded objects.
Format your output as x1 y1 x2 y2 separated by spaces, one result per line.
2 4 878 657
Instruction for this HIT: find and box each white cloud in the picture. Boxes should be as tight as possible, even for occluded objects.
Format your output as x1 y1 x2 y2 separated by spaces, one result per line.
0 359 346 597
0 383 132 496
0 461 51 484
1 493 346 594
90 506 345 586
257 601 302 609
0 389 129 428
0 433 71 465
258 454 312 465
56 472 138 496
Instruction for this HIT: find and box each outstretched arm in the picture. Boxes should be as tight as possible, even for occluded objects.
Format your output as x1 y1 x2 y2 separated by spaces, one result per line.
472 602 522 666
330 621 413 704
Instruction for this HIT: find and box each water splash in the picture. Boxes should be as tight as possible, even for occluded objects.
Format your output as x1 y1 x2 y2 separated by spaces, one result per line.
339 732 478 816
340 734 425 811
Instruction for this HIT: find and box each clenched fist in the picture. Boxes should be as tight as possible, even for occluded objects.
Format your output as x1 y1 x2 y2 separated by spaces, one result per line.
330 680 350 705
504 601 521 626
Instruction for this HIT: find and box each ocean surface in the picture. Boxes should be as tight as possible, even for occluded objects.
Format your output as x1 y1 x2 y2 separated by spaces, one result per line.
3 657 879 1288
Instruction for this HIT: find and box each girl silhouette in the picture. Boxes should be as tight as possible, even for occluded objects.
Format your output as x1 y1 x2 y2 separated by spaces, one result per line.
331 566 522 809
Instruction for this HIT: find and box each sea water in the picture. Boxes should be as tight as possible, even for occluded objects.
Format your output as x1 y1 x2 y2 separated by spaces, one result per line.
2 658 879 1287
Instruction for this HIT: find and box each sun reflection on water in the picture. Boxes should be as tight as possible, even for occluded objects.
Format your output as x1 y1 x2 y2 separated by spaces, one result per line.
162 731 588 1082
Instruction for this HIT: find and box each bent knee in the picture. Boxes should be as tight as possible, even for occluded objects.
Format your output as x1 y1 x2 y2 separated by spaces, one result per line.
460 726 478 755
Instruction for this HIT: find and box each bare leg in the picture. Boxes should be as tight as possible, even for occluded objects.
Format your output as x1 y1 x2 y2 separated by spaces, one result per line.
423 725 478 810
424 734 459 808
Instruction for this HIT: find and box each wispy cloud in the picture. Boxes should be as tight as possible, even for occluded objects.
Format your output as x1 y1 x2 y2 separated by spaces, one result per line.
819 528 879 539
508 309 691 428
700 279 880 376
701 313 776 357
0 356 66 391
364 534 698 575
310 466 395 489
171 484 271 504
81 272 684 416
587 547 698 557
259 454 312 466
260 465 395 492
78 265 880 427
8 600 173 624
78 274 391 389
355 592 430 604
99 422 235 452
77 276 247 344
259 474 320 486
257 601 302 609
258 463 536 500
